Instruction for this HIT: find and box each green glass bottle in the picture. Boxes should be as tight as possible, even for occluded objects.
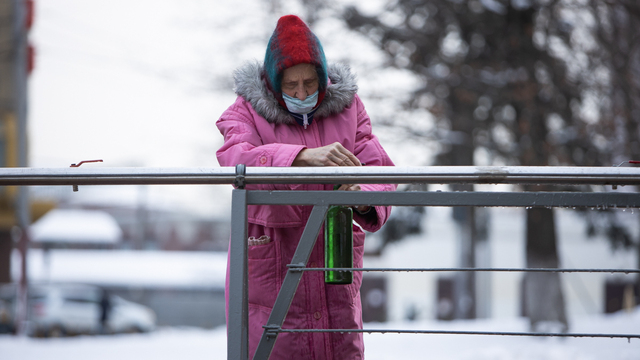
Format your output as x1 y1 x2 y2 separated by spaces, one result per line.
324 205 353 284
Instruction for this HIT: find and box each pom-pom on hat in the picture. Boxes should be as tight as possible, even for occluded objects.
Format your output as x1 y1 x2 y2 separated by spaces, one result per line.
264 15 328 108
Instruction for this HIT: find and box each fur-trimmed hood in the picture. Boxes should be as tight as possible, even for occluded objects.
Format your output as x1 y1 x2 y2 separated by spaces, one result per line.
233 61 358 125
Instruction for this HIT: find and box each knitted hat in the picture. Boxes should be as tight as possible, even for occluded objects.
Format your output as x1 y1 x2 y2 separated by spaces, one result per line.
264 15 328 108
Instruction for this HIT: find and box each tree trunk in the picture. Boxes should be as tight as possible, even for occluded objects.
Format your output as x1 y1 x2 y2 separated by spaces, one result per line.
0 230 11 283
523 207 568 332
636 239 639 307
448 74 478 320
637 212 640 306
453 205 476 319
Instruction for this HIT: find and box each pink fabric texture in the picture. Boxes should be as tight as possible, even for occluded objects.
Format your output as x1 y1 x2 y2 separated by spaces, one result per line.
217 89 395 359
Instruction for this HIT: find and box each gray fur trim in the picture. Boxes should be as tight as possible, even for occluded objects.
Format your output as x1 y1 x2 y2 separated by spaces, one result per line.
233 61 358 124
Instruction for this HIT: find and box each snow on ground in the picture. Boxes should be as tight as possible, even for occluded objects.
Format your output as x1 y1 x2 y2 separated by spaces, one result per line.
0 327 227 360
1 308 639 360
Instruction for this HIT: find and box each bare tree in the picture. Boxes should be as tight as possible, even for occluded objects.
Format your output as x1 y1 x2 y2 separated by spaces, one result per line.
339 0 612 330
290 0 639 327
587 0 640 294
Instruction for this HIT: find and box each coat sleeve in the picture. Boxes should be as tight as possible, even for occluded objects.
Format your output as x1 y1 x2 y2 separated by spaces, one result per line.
351 95 397 233
216 98 305 190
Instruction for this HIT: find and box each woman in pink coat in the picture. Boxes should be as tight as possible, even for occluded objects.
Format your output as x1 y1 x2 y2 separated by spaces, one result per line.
216 15 396 359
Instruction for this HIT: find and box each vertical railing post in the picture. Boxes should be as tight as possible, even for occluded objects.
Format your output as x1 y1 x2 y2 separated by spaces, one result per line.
228 165 249 360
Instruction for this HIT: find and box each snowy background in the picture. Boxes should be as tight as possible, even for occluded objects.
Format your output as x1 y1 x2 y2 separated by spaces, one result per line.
5 0 639 359
5 208 639 359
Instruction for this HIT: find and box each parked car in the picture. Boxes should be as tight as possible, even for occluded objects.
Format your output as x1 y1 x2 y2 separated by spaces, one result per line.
0 283 156 337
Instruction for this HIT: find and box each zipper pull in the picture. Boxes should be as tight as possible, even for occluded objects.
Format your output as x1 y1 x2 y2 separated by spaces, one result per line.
303 114 309 129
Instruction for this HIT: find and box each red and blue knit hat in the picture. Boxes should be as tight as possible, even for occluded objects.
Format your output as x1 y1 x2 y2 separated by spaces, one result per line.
264 15 328 108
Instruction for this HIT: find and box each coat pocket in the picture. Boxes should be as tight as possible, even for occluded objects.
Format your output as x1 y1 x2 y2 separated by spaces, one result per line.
247 235 278 307
248 235 271 247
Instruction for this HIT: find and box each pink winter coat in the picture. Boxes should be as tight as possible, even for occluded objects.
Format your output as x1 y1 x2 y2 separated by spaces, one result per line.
217 62 396 360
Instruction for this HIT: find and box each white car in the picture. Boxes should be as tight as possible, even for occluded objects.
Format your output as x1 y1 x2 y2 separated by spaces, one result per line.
0 283 156 337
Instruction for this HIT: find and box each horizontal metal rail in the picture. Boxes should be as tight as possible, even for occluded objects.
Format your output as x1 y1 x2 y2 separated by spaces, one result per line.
0 165 639 185
277 328 640 340
248 190 640 208
290 267 640 274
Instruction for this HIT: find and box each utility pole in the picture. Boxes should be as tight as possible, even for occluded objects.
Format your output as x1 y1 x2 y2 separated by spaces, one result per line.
0 0 34 335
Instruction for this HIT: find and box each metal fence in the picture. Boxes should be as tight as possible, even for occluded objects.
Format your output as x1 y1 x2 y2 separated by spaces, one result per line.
1 165 639 359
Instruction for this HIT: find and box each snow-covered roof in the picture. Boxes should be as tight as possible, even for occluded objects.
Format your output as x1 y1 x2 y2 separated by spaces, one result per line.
30 209 123 244
12 249 227 289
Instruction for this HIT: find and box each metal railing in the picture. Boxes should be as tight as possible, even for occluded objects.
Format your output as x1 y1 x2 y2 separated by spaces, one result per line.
1 165 639 359
1 165 640 186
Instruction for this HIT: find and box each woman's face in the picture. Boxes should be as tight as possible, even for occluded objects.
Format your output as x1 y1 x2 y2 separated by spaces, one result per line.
281 63 319 100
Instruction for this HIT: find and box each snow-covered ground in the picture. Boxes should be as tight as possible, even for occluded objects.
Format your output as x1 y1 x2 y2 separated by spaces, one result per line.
1 308 639 360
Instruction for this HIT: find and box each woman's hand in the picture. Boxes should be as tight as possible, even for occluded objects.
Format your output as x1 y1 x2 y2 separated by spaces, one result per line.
293 142 370 213
336 184 371 214
292 142 361 167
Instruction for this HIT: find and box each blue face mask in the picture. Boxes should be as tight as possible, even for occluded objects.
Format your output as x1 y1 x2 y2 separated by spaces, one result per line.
282 90 319 115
